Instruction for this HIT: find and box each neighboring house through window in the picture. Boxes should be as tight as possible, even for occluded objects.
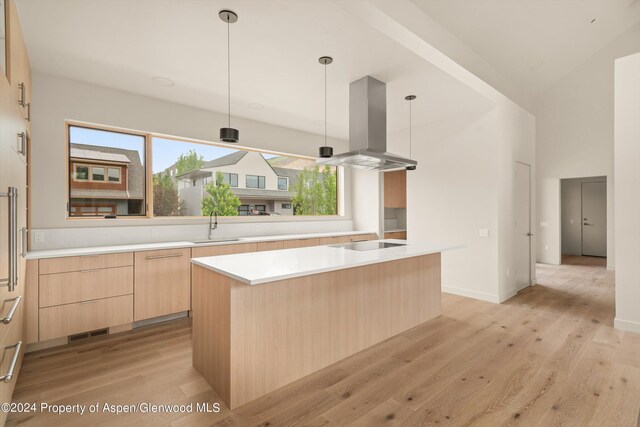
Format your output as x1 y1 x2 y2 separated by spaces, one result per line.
246 175 265 189
278 177 288 190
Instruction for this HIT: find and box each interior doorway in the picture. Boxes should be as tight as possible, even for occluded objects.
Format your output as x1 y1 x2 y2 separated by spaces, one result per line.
560 176 607 262
515 161 532 291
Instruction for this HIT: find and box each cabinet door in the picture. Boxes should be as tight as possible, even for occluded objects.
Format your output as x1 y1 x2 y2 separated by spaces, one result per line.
384 170 407 208
134 248 191 321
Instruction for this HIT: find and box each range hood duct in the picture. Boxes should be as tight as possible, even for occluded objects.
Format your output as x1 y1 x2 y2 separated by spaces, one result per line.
317 75 417 171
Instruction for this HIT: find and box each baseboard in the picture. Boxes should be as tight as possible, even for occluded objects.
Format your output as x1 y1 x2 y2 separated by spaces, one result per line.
132 311 189 329
499 289 518 303
442 285 500 303
614 317 640 334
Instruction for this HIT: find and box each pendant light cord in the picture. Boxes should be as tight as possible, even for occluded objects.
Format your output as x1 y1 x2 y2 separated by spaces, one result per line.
409 98 412 159
324 62 327 148
227 18 231 128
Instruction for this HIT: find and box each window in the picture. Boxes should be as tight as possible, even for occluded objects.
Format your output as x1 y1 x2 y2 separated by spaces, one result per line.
221 173 238 187
108 167 121 182
68 125 146 217
74 165 89 181
246 175 265 189
278 177 288 191
68 123 339 218
92 167 105 181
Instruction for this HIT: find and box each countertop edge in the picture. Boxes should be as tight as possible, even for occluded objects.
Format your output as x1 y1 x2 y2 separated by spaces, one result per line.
192 244 463 285
26 230 376 260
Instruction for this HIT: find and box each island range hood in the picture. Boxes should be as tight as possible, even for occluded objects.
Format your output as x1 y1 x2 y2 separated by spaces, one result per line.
317 75 417 171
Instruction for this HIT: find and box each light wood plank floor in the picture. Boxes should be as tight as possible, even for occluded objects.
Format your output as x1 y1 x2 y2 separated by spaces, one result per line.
7 259 640 426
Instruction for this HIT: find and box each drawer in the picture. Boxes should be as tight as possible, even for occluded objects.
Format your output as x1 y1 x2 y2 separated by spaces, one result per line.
39 294 133 341
318 236 351 245
0 297 25 416
384 231 407 240
282 238 320 249
192 243 257 258
0 294 24 349
257 241 285 251
39 252 133 275
39 266 134 308
350 234 376 242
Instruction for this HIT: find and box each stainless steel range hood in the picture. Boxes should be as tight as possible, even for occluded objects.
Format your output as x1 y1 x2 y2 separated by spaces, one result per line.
317 76 417 171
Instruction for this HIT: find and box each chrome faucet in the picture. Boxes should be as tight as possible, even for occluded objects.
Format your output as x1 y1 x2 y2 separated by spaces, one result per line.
208 211 218 240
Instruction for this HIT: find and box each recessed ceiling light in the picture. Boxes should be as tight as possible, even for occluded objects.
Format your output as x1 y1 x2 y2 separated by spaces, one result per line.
248 102 264 110
152 76 174 86
312 119 325 125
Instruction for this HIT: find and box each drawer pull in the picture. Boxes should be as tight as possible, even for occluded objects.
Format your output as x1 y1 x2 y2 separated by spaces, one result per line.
1 296 22 325
80 268 103 273
18 83 25 107
145 253 184 260
80 300 99 304
0 341 22 383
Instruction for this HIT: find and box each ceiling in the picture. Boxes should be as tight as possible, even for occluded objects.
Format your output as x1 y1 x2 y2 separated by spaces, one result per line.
412 0 640 102
15 0 493 141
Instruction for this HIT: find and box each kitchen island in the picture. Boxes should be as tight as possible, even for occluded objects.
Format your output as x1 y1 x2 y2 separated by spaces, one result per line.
191 240 457 409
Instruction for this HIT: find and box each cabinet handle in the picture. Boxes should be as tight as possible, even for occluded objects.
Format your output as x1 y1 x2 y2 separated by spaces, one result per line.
1 296 22 325
145 253 184 260
80 300 99 304
17 83 25 107
0 341 22 383
21 228 27 258
17 132 26 156
26 103 31 122
79 268 102 273
0 188 18 291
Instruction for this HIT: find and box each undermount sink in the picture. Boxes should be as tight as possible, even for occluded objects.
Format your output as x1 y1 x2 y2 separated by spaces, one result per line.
191 238 240 244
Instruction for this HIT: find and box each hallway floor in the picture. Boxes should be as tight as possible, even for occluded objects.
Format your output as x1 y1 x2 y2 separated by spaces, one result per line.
7 259 640 426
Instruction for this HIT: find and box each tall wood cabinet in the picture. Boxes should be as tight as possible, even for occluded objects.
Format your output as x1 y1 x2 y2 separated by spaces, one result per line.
0 0 31 423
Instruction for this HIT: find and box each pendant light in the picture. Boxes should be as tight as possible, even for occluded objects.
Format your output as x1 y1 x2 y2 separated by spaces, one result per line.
219 10 239 143
405 95 417 170
318 56 334 158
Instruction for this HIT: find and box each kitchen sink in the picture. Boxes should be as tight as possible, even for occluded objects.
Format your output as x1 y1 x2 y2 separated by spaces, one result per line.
191 238 240 244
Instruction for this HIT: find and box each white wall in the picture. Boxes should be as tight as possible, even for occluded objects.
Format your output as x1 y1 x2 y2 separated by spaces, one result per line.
387 101 535 303
614 53 640 334
30 73 356 249
560 176 607 256
534 23 640 269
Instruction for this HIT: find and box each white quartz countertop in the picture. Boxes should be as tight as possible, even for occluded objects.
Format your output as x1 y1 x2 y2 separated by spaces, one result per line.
26 230 374 260
192 240 461 285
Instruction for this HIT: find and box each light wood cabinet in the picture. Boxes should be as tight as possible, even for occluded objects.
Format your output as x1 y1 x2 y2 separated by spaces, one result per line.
282 238 321 249
192 243 258 258
384 170 407 208
39 266 133 308
384 231 407 240
0 1 30 420
39 295 133 341
350 233 377 242
39 252 133 275
134 248 191 321
318 236 351 245
257 241 285 251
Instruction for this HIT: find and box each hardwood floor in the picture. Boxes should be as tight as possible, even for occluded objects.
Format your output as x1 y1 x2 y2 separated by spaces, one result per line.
7 260 640 426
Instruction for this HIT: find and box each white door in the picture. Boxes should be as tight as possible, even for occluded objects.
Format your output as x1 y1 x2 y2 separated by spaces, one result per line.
515 162 532 291
581 181 607 257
